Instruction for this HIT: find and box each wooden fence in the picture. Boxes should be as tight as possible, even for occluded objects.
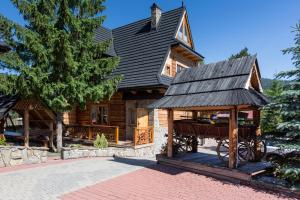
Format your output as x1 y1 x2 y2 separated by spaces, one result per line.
133 126 154 146
64 124 119 144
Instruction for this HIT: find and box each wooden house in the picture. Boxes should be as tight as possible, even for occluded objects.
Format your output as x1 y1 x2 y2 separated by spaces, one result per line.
63 4 204 151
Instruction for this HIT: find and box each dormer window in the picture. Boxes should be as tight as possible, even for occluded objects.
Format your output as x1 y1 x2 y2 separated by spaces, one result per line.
164 65 171 76
176 64 185 73
178 22 188 43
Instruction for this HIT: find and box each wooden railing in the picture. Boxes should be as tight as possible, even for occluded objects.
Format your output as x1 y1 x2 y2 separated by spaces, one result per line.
133 126 154 146
64 124 119 144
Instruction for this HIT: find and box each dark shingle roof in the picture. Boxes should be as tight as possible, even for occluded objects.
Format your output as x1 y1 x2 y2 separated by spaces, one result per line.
94 26 117 57
95 7 186 89
0 94 18 120
150 56 269 109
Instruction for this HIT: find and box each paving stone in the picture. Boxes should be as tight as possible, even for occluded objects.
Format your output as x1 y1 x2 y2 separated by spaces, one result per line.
0 157 155 200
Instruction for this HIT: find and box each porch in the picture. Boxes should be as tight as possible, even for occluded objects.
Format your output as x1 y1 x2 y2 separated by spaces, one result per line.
63 124 154 147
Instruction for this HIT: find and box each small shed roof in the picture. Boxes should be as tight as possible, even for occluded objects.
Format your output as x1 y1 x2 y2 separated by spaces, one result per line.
0 94 18 120
150 55 269 109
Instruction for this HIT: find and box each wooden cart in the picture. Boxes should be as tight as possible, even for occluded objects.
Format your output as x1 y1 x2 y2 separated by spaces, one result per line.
173 120 266 162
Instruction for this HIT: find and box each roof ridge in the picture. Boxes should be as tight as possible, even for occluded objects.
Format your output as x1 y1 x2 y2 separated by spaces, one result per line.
112 7 184 31
171 73 250 85
197 55 256 68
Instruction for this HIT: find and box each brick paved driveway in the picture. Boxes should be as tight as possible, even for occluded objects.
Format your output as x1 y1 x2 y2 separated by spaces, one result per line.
0 156 296 200
61 159 296 200
0 157 154 200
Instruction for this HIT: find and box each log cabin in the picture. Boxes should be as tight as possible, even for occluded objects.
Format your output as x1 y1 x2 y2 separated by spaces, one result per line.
63 4 204 152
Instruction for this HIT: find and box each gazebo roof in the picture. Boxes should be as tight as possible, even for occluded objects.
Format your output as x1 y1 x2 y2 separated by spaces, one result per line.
150 55 269 109
0 94 18 120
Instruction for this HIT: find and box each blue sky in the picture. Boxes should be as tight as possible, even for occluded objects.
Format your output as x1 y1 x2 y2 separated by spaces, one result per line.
0 0 299 79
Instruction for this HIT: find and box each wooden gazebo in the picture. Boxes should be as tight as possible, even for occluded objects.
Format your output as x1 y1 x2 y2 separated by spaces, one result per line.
0 95 56 149
150 56 269 168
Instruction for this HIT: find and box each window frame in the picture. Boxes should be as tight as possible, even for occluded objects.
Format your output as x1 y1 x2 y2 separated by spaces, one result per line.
90 104 109 125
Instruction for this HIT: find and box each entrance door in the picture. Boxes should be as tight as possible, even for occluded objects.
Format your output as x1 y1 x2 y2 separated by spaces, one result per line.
137 108 149 128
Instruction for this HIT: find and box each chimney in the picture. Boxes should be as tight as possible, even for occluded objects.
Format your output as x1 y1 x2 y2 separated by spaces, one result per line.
151 3 161 30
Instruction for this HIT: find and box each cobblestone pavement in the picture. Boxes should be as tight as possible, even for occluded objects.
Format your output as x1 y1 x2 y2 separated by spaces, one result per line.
61 163 296 200
0 157 155 200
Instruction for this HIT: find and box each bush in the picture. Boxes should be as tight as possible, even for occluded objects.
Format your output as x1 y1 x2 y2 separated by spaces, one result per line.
93 133 108 149
0 137 6 146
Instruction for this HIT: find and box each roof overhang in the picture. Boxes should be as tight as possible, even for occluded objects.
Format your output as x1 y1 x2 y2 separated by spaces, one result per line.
171 42 204 62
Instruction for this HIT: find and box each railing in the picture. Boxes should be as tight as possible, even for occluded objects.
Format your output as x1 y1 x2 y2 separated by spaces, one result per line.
133 126 154 146
64 124 119 144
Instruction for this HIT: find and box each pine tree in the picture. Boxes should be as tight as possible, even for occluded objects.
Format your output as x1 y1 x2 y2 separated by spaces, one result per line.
0 0 121 151
261 80 283 134
229 47 250 60
275 21 300 149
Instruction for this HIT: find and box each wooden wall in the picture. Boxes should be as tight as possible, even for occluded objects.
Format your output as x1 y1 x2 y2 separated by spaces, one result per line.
157 109 192 128
62 92 126 140
163 50 198 77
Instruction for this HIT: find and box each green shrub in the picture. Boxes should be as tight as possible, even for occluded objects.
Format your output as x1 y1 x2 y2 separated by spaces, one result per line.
93 133 108 149
0 137 6 146
275 166 300 184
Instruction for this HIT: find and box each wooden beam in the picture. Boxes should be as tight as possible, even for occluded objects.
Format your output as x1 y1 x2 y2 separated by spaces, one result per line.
24 109 30 147
228 107 238 169
167 109 174 157
253 109 262 161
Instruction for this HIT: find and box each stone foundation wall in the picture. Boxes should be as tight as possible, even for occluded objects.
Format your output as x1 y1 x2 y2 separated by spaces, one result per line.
0 146 48 167
153 109 168 154
61 144 154 160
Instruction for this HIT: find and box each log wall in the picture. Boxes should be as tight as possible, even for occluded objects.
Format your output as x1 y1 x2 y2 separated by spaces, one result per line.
62 92 126 140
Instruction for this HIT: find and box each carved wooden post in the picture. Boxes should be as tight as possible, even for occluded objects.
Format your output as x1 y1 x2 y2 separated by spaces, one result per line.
133 127 137 146
253 109 262 161
49 121 57 152
229 107 238 168
24 109 29 147
115 127 119 144
167 109 174 157
88 127 92 140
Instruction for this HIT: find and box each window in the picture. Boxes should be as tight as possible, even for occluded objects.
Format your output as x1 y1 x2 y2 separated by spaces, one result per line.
91 105 108 125
176 64 185 73
164 65 171 76
178 23 188 43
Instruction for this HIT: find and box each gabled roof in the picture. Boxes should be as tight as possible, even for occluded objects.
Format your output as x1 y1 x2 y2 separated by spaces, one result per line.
150 56 269 109
95 7 195 89
0 94 18 120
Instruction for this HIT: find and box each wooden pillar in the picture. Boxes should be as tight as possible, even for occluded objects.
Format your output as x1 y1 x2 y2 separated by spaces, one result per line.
24 109 30 147
228 107 238 169
115 127 119 144
167 109 174 157
192 111 197 120
0 119 5 134
253 109 262 161
49 121 57 152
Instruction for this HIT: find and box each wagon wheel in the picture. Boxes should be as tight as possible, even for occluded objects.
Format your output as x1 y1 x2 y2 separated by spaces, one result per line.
237 137 251 161
247 139 267 161
217 139 230 163
217 138 251 163
173 135 187 154
184 136 193 152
